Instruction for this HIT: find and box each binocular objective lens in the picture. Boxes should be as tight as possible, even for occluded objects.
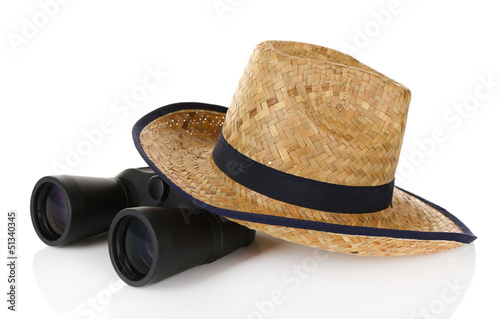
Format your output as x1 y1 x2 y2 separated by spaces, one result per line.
124 218 154 276
45 184 69 236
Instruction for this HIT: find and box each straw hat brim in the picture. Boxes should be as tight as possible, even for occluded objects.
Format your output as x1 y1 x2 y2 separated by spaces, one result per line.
134 102 476 256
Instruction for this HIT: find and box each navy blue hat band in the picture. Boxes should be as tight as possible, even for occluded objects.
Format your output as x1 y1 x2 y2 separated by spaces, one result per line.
212 134 395 214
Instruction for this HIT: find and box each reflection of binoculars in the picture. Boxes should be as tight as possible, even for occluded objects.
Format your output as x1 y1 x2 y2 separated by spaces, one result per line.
31 168 255 286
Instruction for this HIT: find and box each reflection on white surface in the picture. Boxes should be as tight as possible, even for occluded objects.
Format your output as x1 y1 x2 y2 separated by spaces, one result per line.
33 233 475 319
33 234 124 318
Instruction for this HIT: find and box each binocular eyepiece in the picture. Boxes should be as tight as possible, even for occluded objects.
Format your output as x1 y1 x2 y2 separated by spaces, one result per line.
31 168 255 286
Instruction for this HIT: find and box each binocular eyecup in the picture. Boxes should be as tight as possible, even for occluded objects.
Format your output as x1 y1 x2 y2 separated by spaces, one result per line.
109 207 255 286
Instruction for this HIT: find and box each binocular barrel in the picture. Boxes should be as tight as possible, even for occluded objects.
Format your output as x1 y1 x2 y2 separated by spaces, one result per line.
109 207 255 286
31 175 128 246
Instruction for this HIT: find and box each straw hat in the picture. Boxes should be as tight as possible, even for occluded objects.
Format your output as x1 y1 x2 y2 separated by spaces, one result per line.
133 41 476 256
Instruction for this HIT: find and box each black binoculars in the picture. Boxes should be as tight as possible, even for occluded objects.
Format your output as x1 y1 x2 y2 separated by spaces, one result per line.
31 168 255 286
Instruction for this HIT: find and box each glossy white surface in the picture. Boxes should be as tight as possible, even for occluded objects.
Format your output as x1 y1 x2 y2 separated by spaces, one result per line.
34 234 476 319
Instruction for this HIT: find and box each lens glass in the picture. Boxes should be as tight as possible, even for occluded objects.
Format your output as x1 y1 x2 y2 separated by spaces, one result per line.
45 184 68 236
124 218 154 276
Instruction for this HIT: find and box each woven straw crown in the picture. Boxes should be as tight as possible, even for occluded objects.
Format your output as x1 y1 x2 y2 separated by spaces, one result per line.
223 41 411 187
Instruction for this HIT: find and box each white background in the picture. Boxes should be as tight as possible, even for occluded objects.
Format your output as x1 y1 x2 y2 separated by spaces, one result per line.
1 1 499 318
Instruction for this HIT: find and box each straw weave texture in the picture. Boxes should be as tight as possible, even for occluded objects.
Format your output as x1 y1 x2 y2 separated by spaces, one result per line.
223 41 411 187
139 41 466 256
